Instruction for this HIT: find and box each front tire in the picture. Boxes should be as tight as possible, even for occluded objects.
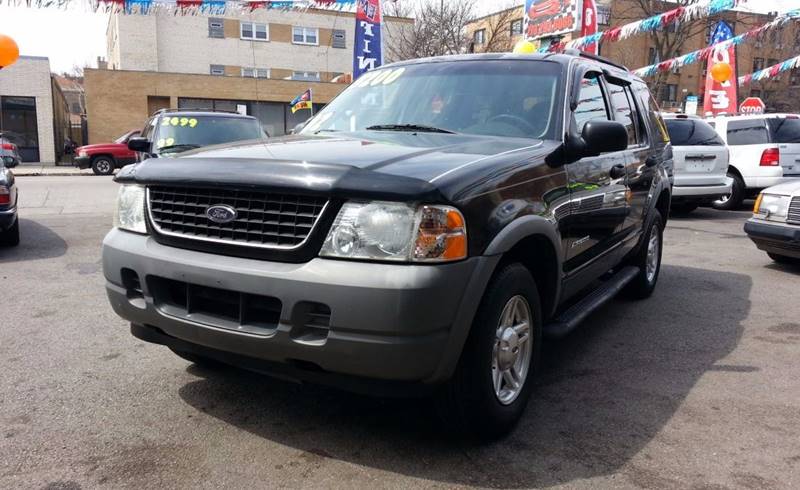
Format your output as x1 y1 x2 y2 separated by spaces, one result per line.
712 173 744 211
436 263 542 441
624 210 663 299
768 252 800 266
0 218 19 247
91 156 115 176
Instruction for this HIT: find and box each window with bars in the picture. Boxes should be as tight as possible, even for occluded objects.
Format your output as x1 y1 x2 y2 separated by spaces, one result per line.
292 26 319 45
473 29 485 45
291 71 320 82
241 22 268 41
208 18 224 38
332 29 346 48
210 65 225 76
510 19 523 36
752 58 765 72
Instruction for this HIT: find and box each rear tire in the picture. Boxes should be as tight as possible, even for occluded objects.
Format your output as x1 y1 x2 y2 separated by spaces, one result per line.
91 156 115 176
768 252 800 266
623 210 663 300
712 173 744 211
0 218 19 247
436 263 542 442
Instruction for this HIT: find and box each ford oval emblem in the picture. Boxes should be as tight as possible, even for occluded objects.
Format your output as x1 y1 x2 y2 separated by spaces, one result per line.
206 204 238 224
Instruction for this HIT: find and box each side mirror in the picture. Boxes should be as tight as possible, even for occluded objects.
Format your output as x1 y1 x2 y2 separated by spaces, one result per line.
580 120 628 157
127 137 151 153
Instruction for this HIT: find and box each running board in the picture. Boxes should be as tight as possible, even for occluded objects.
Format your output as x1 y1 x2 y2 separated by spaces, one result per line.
543 266 640 339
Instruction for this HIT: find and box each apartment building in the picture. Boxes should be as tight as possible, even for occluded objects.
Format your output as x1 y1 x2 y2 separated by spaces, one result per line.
106 9 411 82
85 9 413 144
465 1 800 112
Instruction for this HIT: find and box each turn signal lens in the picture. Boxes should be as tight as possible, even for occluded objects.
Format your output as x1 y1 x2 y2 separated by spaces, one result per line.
0 187 9 205
753 193 763 214
413 206 467 262
759 148 780 166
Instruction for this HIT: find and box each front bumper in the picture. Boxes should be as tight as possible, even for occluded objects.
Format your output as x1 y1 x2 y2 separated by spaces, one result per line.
744 218 800 259
672 177 733 201
102 228 497 389
74 155 91 169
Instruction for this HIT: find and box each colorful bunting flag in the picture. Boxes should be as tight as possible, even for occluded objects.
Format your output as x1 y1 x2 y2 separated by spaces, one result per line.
290 89 313 113
739 55 800 86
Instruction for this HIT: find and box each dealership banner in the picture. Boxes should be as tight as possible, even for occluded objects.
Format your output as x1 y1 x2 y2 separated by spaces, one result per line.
353 0 382 80
524 0 581 40
580 0 598 55
703 21 738 116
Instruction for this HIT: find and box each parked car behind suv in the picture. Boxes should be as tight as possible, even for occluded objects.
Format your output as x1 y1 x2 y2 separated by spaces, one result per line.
74 130 140 176
102 52 672 440
127 109 265 160
708 114 800 210
0 160 19 246
0 132 23 168
662 114 730 214
745 180 800 265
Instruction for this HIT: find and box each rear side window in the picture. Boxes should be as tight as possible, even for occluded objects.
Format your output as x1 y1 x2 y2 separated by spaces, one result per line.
767 118 800 143
574 73 609 132
607 82 636 145
665 119 724 146
727 119 769 146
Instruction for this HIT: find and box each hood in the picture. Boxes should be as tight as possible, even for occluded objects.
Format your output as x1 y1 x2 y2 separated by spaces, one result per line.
77 142 126 152
762 179 800 197
116 132 559 202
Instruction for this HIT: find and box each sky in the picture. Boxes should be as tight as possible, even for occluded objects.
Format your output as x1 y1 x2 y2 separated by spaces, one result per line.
0 0 796 74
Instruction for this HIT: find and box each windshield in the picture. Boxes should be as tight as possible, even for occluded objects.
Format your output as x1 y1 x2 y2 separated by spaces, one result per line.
302 60 563 140
768 117 800 143
665 119 724 146
154 116 264 154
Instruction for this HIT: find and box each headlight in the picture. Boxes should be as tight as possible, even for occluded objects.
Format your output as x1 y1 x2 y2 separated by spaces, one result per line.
320 201 467 262
113 184 147 233
754 193 791 222
77 149 87 157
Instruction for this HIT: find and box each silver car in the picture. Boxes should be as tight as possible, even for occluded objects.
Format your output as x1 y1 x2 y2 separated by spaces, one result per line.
662 114 731 214
0 131 22 168
744 179 800 265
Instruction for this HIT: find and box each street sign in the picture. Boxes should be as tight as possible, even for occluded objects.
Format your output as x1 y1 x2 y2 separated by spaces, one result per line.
739 97 765 114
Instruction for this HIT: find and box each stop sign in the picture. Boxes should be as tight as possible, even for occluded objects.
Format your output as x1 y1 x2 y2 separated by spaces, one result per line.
740 97 765 114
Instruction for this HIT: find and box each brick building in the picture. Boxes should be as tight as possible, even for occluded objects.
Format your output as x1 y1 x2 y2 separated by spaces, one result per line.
85 9 413 144
465 1 800 113
0 56 70 163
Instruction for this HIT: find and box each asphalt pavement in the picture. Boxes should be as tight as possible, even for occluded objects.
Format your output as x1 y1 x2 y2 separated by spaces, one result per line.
1 176 799 489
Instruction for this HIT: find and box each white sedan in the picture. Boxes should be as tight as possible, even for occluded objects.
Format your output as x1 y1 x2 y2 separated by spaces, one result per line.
744 180 800 265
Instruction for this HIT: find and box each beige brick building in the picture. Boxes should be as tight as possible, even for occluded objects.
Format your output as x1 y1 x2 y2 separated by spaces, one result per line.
466 1 800 113
85 9 413 144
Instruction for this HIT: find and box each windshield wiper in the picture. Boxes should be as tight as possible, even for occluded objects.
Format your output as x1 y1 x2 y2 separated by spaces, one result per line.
365 124 456 134
157 144 201 153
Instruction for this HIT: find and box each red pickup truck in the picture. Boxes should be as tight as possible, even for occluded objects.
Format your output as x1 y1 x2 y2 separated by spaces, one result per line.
74 130 140 175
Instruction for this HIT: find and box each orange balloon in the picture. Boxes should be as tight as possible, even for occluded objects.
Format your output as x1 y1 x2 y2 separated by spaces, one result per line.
711 62 732 83
0 34 20 68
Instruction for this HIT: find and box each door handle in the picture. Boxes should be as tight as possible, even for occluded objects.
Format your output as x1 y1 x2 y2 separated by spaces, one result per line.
610 164 626 179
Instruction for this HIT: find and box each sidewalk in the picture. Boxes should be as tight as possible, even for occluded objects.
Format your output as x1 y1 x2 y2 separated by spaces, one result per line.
9 162 95 177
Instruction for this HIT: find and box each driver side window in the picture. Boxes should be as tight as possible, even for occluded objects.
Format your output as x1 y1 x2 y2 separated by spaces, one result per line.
574 72 610 133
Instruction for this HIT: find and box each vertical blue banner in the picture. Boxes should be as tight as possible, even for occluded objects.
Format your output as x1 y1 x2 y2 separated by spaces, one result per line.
353 0 383 80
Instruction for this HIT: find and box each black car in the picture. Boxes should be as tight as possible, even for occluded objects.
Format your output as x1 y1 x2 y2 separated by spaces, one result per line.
102 52 672 440
0 161 19 246
127 109 266 160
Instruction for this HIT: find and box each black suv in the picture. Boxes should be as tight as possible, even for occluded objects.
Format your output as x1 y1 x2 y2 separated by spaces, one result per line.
127 109 265 159
103 52 672 440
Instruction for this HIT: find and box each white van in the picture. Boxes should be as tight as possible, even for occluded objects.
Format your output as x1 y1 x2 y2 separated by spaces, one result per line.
707 114 800 210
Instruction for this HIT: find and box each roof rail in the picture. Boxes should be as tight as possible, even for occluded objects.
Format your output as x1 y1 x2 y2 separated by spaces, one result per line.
563 48 629 72
150 107 244 117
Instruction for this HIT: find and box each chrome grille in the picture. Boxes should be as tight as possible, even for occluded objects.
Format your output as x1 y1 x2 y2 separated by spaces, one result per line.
147 186 328 249
789 197 800 225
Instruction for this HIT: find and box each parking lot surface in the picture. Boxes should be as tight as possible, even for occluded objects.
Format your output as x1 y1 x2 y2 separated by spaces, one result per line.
2 176 799 489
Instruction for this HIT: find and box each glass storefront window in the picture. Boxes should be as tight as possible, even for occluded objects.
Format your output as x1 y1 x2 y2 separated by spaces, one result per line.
1 96 39 162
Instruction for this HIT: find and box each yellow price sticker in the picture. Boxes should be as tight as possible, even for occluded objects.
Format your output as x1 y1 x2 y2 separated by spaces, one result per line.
165 137 175 147
161 118 170 126
170 117 180 126
188 118 198 128
180 117 189 126
156 138 166 148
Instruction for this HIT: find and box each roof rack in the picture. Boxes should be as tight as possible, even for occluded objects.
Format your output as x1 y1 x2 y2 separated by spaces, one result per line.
150 107 244 117
562 48 629 72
